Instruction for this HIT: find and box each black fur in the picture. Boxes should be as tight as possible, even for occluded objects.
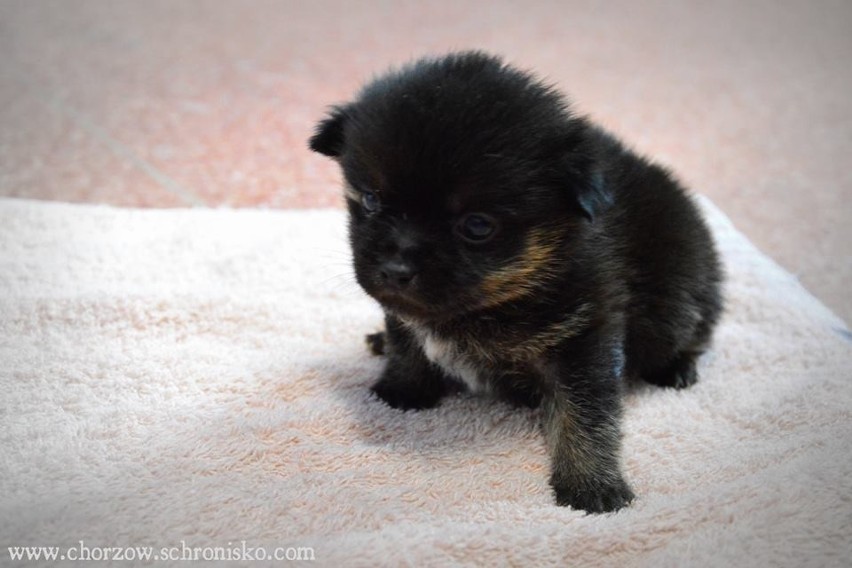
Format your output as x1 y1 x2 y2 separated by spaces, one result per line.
309 51 723 513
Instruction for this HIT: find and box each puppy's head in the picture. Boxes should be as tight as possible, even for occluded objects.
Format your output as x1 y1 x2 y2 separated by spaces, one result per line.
309 52 609 322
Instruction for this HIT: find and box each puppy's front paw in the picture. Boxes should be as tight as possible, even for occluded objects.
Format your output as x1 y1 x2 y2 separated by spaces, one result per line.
371 374 442 411
552 477 635 514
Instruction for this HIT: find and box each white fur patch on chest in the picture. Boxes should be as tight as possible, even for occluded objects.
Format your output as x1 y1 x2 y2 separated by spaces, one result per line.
409 326 487 393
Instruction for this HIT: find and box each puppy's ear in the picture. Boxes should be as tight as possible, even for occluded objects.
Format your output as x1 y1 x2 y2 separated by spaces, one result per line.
561 125 613 222
572 169 612 222
309 106 350 158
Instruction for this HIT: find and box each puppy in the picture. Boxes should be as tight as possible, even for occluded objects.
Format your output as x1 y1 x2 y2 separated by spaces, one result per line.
309 51 723 513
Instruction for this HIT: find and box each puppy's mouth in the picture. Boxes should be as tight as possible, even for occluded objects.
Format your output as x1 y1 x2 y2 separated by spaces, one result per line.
371 287 440 321
355 263 481 323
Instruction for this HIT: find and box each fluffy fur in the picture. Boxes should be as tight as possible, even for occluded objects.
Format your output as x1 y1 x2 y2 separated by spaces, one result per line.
309 51 723 513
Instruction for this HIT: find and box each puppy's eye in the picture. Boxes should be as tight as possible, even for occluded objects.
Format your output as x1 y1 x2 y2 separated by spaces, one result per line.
457 213 498 243
361 191 380 213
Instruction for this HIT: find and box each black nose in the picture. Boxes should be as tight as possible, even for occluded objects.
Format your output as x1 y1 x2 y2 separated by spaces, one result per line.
379 261 418 288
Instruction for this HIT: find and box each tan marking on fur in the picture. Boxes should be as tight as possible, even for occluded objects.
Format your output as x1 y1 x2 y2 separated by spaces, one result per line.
452 304 594 365
419 304 592 374
478 228 561 309
505 304 594 360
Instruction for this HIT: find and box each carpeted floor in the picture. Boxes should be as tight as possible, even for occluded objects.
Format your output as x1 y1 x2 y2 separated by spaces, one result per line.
1 197 850 566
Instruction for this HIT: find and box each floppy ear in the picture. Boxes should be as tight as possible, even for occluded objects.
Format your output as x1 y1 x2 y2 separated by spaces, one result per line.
308 106 350 158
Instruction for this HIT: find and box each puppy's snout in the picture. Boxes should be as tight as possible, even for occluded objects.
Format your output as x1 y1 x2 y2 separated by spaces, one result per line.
379 260 418 289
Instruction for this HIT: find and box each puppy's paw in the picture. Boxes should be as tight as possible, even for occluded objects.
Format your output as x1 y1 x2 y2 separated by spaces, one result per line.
370 375 442 411
365 331 386 355
552 477 635 514
645 352 698 390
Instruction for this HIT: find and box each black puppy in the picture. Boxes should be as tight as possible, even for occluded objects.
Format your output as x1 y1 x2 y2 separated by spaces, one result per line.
309 51 722 513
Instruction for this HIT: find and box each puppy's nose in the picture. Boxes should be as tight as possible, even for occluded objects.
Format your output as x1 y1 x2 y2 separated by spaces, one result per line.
379 261 418 288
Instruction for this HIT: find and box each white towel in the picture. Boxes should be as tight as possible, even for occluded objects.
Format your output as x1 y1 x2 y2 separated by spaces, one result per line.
1 197 850 567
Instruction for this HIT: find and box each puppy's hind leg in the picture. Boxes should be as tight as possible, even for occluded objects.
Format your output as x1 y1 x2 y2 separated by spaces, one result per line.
643 314 716 389
643 350 699 389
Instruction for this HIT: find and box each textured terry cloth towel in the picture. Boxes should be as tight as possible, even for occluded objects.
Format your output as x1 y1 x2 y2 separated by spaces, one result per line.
1 196 850 567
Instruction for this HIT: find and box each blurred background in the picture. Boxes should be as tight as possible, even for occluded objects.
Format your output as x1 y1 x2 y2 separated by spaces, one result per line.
1 0 849 323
